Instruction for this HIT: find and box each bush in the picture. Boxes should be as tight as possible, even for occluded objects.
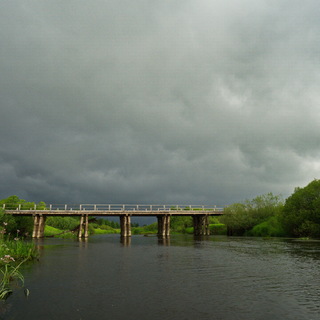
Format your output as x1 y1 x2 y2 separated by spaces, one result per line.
281 179 320 237
46 216 80 230
248 216 286 237
209 223 227 235
221 193 284 236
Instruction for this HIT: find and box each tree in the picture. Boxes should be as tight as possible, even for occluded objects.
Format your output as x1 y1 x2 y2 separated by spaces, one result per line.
221 193 283 236
0 196 47 236
281 179 320 237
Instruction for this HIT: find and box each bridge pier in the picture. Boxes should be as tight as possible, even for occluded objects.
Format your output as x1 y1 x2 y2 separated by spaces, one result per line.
193 215 210 236
157 215 170 237
32 214 46 238
120 215 131 237
78 215 89 238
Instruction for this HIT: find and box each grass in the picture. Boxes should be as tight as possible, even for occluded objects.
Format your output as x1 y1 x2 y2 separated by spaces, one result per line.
45 225 121 237
0 240 38 261
93 228 120 235
44 225 77 239
0 259 27 300
0 225 38 300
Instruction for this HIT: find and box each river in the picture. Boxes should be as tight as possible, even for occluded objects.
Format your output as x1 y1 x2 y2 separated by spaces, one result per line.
2 235 320 320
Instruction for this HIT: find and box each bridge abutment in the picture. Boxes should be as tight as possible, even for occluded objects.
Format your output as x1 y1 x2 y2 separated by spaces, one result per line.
157 215 170 237
120 215 131 237
193 215 210 236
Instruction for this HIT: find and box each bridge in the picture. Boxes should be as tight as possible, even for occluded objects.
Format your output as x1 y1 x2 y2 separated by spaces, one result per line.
2 204 224 239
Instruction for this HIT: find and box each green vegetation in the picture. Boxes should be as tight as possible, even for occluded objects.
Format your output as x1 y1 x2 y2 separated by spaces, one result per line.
220 193 284 236
46 216 79 231
248 216 286 237
0 211 38 300
132 222 157 235
3 179 320 242
280 179 320 237
0 196 44 236
0 258 27 300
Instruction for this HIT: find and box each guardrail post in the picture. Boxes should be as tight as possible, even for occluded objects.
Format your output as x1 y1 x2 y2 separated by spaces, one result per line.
49 204 52 210
65 204 67 210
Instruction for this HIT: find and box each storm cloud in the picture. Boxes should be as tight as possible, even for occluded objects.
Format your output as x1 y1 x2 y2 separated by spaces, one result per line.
1 0 320 205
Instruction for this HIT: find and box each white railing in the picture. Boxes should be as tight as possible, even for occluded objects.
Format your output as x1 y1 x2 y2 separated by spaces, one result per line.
2 204 225 212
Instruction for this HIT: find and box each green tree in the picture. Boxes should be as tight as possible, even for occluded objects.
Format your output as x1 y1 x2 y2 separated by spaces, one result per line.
221 193 283 236
170 216 193 233
0 196 41 235
281 179 320 237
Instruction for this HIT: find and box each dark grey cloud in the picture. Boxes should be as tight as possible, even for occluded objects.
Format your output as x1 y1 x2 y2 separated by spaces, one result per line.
1 0 320 205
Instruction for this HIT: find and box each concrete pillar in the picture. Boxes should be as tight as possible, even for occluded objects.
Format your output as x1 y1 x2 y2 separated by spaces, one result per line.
84 215 89 238
78 215 84 238
120 215 131 237
38 215 46 238
32 215 39 238
193 215 210 236
32 214 46 238
157 215 170 237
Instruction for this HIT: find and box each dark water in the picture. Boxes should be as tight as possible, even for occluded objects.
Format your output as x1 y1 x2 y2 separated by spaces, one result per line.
2 235 320 320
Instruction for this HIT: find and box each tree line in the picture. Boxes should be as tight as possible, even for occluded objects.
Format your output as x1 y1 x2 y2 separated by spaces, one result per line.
1 179 320 238
222 179 320 238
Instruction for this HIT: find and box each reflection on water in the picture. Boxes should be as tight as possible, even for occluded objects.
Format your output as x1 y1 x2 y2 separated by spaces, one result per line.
2 235 320 320
120 236 131 246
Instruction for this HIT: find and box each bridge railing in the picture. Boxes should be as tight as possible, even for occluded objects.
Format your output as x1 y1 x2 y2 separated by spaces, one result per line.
2 204 225 212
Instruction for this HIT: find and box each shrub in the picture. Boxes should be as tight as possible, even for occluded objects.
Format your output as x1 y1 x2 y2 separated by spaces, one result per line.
281 179 320 237
248 216 286 237
221 193 283 236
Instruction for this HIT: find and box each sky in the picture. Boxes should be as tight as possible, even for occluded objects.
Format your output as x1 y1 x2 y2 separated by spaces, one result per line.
1 0 320 206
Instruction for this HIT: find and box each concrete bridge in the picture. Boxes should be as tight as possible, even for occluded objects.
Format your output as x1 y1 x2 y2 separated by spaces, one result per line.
2 204 224 239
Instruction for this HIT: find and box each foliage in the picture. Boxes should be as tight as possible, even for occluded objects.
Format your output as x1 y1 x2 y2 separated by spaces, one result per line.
0 196 46 235
209 223 227 235
0 259 26 300
0 217 38 300
248 216 286 237
0 240 38 261
132 222 157 235
46 216 80 231
93 228 120 235
44 225 77 238
170 216 193 233
280 179 320 237
221 193 284 236
96 218 120 229
0 195 46 210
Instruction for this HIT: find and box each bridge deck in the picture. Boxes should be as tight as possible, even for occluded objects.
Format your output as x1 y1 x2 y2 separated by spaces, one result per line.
3 204 224 216
4 209 223 216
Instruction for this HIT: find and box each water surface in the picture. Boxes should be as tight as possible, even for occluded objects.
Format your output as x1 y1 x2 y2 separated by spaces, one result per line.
2 235 320 320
